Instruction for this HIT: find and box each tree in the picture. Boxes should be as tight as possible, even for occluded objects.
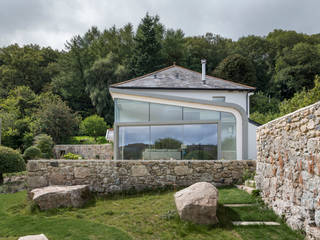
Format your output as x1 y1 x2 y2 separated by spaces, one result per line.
0 86 38 150
272 42 320 99
128 13 164 77
85 54 127 124
80 115 108 141
213 54 257 87
250 92 280 114
33 93 80 143
0 44 60 98
162 29 186 66
0 146 25 184
233 35 271 91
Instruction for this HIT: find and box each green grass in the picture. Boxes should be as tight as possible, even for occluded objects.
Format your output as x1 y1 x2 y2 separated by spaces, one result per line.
3 171 27 178
62 136 109 145
0 187 304 240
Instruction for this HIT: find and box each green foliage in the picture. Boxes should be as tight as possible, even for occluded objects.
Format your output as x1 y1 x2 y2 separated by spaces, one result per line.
129 13 165 77
0 146 25 184
0 44 60 98
0 86 37 150
63 136 108 145
242 169 255 183
272 43 320 99
63 152 82 160
33 93 80 143
33 134 54 158
250 111 280 125
278 75 320 115
80 115 108 140
213 54 257 86
23 146 42 161
85 55 127 123
251 75 320 124
250 92 280 114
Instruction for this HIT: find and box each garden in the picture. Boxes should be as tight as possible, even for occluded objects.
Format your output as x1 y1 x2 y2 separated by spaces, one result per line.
0 186 304 240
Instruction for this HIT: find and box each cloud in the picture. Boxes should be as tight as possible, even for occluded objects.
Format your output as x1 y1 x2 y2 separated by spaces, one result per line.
0 0 319 50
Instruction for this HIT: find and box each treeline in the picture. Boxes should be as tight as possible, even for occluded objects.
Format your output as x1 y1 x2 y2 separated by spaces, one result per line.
1 13 320 149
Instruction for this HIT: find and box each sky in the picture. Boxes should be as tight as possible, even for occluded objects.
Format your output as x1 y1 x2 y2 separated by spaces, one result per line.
0 0 319 50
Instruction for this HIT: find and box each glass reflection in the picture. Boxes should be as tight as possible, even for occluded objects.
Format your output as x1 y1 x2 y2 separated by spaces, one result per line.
148 125 184 160
183 124 218 160
118 126 150 160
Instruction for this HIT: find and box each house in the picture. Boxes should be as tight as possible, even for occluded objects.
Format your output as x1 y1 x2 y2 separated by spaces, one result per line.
109 60 259 161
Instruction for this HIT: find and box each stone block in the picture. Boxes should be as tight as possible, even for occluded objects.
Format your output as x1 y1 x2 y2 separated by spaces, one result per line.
74 167 90 179
175 182 218 225
30 185 90 210
174 166 192 176
18 234 48 240
131 165 149 177
27 176 48 189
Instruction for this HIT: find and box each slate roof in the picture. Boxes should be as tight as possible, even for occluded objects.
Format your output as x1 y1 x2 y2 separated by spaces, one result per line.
111 65 255 91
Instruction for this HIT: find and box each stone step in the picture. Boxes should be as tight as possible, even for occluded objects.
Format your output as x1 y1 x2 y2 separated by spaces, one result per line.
232 221 280 226
224 204 256 207
236 185 256 195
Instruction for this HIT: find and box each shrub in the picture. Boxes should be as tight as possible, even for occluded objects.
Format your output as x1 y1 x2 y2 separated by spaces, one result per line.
33 93 80 143
0 146 26 184
80 115 108 141
33 134 54 158
23 146 42 161
242 169 255 183
63 153 82 160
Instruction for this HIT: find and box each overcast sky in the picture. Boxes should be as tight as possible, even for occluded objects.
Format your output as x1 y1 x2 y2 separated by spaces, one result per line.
0 0 319 50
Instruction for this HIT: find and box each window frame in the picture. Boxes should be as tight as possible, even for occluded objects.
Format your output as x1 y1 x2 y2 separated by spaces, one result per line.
113 98 237 160
212 96 226 102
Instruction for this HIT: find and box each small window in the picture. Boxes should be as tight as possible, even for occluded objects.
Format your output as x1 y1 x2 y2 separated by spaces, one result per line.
212 96 225 102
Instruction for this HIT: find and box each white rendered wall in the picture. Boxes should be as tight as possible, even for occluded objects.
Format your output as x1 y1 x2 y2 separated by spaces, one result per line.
248 122 257 159
131 89 248 114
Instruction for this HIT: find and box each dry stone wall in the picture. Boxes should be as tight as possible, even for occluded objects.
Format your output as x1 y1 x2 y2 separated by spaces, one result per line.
53 144 113 160
255 101 320 239
27 159 255 193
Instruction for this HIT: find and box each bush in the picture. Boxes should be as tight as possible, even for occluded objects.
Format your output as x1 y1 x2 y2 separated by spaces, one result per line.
63 152 82 160
23 146 42 161
33 93 80 143
80 115 108 141
33 134 54 158
0 146 26 184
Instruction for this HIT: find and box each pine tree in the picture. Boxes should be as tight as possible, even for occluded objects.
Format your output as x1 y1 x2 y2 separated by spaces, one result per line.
129 14 164 77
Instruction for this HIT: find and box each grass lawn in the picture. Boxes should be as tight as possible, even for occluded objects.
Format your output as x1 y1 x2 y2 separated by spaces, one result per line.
0 187 304 240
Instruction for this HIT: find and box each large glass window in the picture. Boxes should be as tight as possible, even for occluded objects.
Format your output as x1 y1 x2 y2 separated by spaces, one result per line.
150 103 182 121
221 112 236 159
183 107 220 121
118 126 150 160
149 125 184 160
116 99 149 122
183 124 218 160
115 98 237 160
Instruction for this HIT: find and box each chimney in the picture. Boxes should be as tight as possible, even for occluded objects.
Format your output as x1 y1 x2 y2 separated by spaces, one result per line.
201 59 206 84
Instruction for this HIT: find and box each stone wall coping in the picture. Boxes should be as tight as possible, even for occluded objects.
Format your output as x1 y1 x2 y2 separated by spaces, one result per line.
28 159 256 164
54 144 112 147
257 100 320 129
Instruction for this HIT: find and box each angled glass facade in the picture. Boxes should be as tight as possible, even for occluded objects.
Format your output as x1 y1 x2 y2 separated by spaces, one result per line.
115 98 236 160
